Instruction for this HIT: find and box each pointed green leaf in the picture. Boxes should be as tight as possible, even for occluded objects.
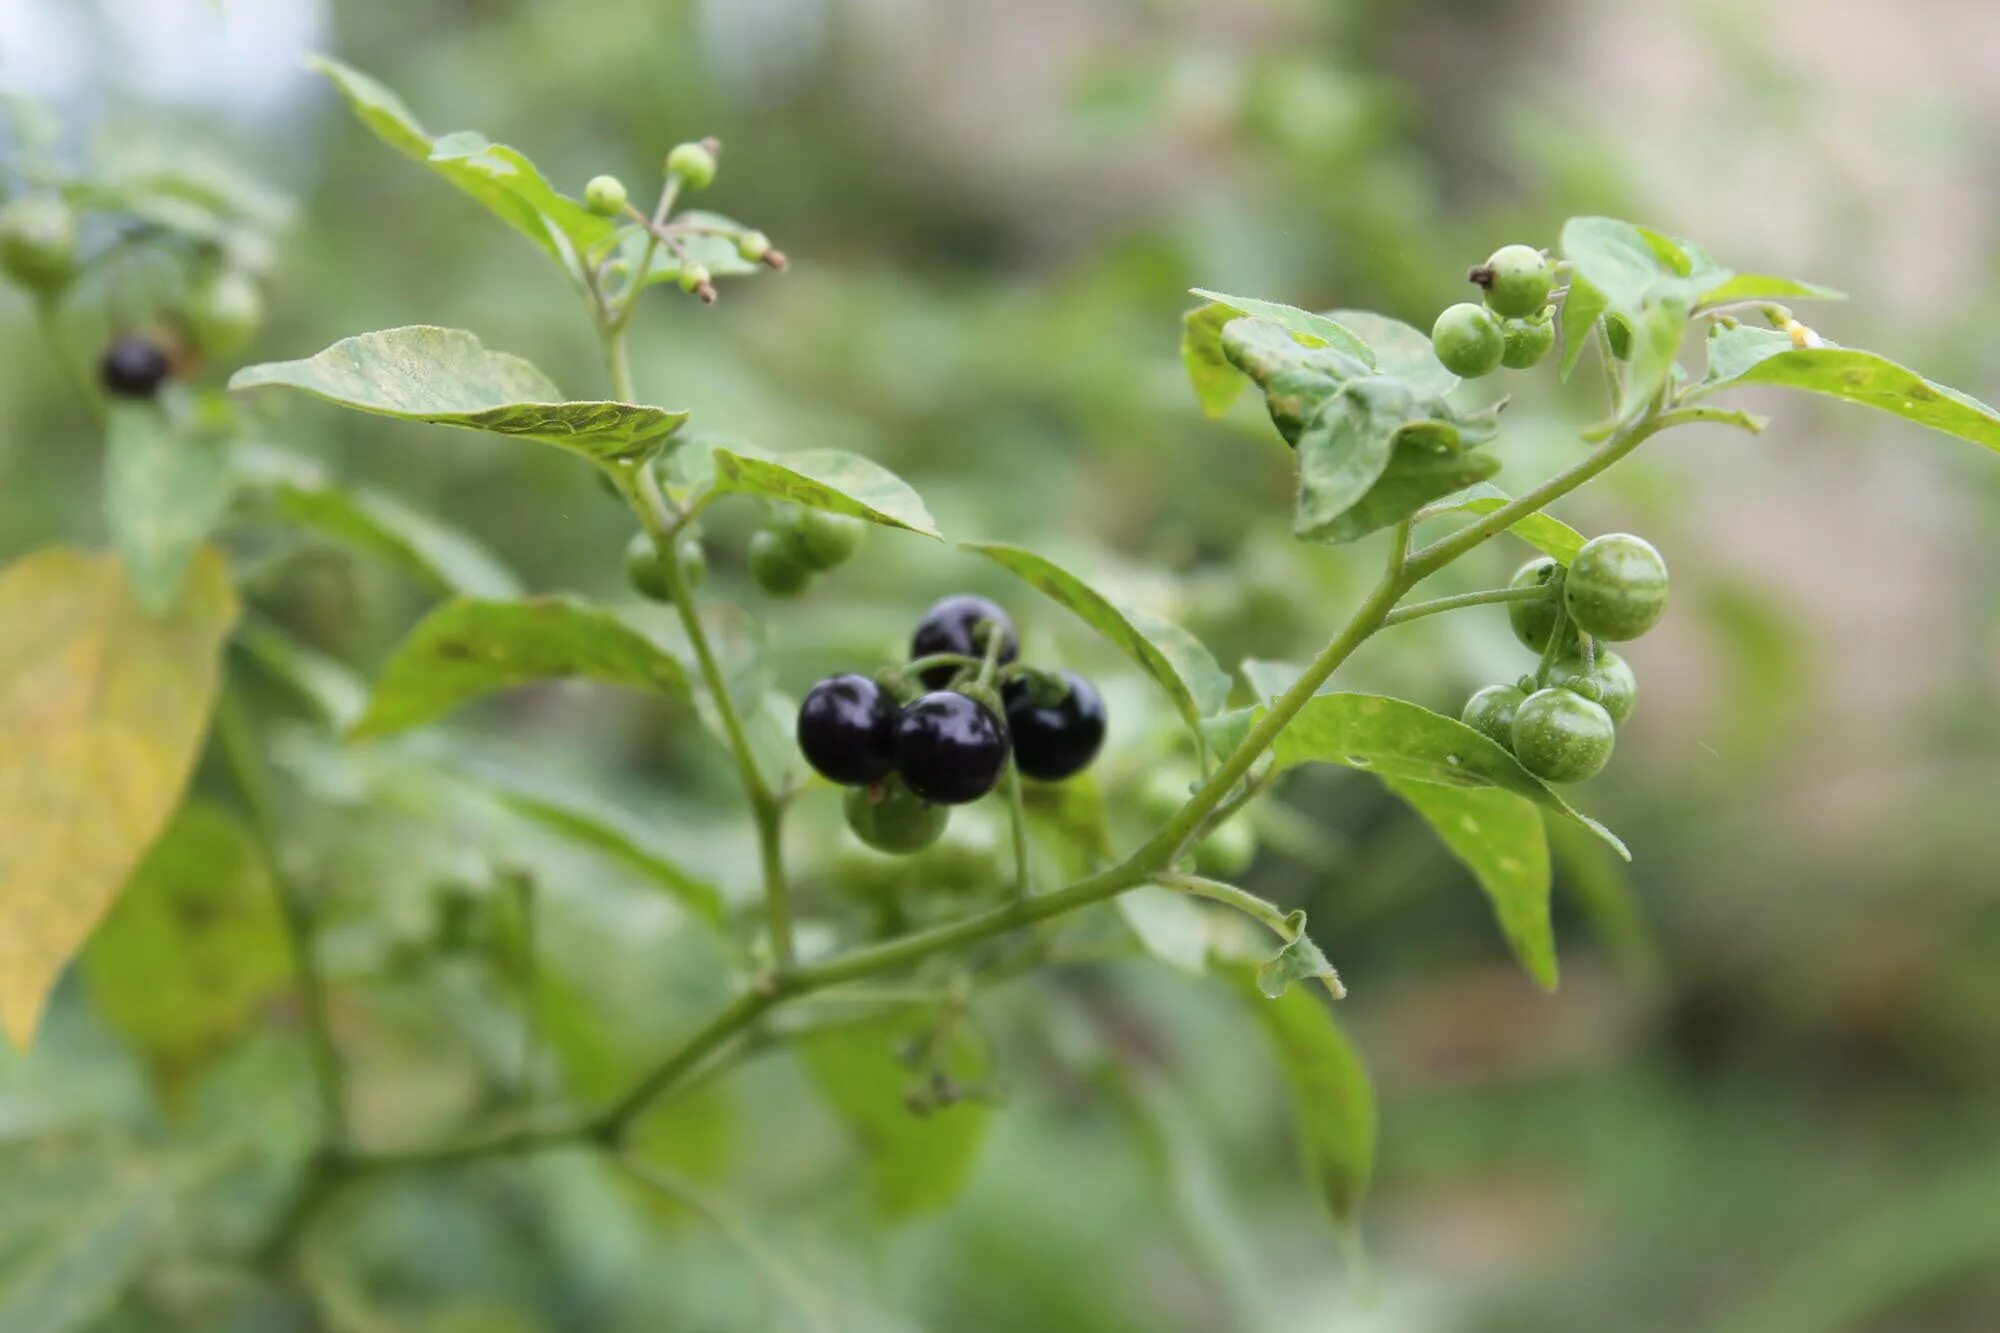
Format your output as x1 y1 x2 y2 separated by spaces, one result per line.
1255 914 1343 1001
1696 325 2000 453
1326 309 1458 398
0 1137 177 1332
231 326 687 464
1697 273 1846 306
1557 274 1609 381
1560 216 1684 309
1420 483 1586 563
961 543 1230 731
1188 290 1375 365
1182 303 1250 417
103 403 239 616
240 447 519 597
351 596 689 738
1383 779 1556 990
707 447 940 539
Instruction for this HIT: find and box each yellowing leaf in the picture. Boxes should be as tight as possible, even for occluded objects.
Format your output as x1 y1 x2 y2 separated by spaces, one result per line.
0 546 237 1048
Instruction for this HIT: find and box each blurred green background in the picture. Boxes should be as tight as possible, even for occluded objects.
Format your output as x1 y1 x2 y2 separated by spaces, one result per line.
5 0 2000 1328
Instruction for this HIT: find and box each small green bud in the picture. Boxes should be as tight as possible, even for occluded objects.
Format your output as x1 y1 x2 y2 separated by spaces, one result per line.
735 229 771 262
676 262 712 294
624 530 707 602
666 141 717 190
181 268 264 361
585 174 628 217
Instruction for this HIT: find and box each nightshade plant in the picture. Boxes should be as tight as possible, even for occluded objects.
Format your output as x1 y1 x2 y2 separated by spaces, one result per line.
5 55 2000 1327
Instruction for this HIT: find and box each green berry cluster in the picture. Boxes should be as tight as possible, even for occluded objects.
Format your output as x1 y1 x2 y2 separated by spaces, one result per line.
1461 533 1668 784
1432 243 1556 380
747 505 867 596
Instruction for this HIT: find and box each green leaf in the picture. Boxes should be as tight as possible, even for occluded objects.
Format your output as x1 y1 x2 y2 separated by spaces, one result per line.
1697 273 1846 306
1021 771 1113 877
1117 887 1213 975
1262 692 1628 859
456 766 726 925
1420 483 1586 563
230 326 687 465
1560 216 1685 310
103 403 238 616
1696 326 2000 453
351 596 690 738
707 446 941 539
1188 290 1375 365
310 56 614 267
0 546 237 1049
1557 274 1609 381
239 447 519 597
1181 304 1250 417
1293 389 1398 537
80 800 290 1074
1326 309 1458 398
961 543 1231 732
1254 915 1343 1001
798 1014 990 1218
0 1137 177 1332
232 617 368 731
1382 779 1556 991
1547 814 1659 986
1224 966 1374 1230
1622 292 1693 422
1298 433 1500 546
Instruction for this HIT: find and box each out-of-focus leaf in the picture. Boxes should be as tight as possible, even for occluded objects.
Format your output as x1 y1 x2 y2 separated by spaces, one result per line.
351 596 689 738
624 211 761 287
232 618 367 731
1546 814 1659 986
1181 303 1249 417
1187 290 1374 364
798 1014 990 1218
1697 273 1846 306
707 447 940 539
1117 887 1213 975
231 327 686 464
1560 217 1705 417
1696 325 2000 453
103 403 237 616
80 801 289 1075
1326 309 1458 398
0 1136 178 1332
239 448 518 597
0 547 236 1049
1557 274 1609 381
1300 433 1500 546
1021 771 1113 876
963 543 1230 732
1420 483 1586 564
1384 779 1556 991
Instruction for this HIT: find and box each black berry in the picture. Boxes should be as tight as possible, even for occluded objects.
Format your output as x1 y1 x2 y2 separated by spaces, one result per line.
100 335 170 398
895 691 1008 805
1002 671 1105 782
910 594 1017 688
796 674 899 786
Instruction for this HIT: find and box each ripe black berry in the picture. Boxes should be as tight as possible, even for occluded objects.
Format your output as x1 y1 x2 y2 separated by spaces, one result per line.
895 691 1008 805
1002 671 1105 782
796 674 899 785
910 594 1017 687
100 335 170 398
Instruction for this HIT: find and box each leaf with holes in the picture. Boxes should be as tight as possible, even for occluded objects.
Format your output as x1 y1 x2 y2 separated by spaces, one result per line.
707 447 940 538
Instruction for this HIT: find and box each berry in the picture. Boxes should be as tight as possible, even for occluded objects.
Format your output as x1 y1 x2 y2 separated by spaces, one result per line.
1474 244 1553 319
747 529 811 595
624 530 706 602
676 261 712 295
99 335 171 398
735 230 771 262
1139 769 1196 824
1505 556 1568 652
895 691 1008 805
1002 670 1106 782
1194 818 1256 878
1432 303 1504 378
1545 648 1637 726
909 594 1018 688
0 195 76 291
772 506 865 572
1564 533 1668 641
1499 315 1554 370
844 778 949 854
798 674 900 786
1511 688 1615 784
181 268 263 360
1461 684 1527 751
585 174 628 216
667 141 717 190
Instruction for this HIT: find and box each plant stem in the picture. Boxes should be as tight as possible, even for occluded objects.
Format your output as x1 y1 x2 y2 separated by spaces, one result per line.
1002 760 1033 898
1153 872 1294 938
1379 583 1552 628
599 987 780 1139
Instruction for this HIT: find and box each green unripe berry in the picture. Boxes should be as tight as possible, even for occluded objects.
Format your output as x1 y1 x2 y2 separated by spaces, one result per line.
773 505 865 572
1193 817 1256 878
1461 684 1527 752
1506 557 1569 652
0 195 77 291
1546 649 1636 726
1563 533 1668 641
1139 770 1197 825
666 141 717 190
735 230 771 262
676 262 711 294
1499 315 1554 370
1511 688 1615 784
585 174 628 216
1476 244 1553 319
747 528 811 595
181 268 264 360
624 530 707 602
844 778 949 854
1432 303 1504 378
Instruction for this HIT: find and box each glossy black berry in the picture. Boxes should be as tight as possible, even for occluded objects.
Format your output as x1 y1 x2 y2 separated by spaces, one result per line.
100 335 170 398
1002 670 1105 782
796 674 899 786
895 691 1008 805
909 594 1017 688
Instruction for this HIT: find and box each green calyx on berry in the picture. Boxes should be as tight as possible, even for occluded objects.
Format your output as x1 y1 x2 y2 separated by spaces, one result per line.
624 530 707 602
585 174 628 217
180 268 264 361
0 195 77 291
1499 312 1555 370
1511 687 1615 784
747 528 812 595
1545 648 1636 726
666 141 718 191
771 505 865 572
1563 533 1668 641
1461 684 1527 752
1432 302 1504 378
1470 244 1553 319
1505 556 1569 652
844 777 949 854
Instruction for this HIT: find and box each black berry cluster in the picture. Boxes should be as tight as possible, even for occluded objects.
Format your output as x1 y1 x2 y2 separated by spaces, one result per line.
796 594 1107 855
